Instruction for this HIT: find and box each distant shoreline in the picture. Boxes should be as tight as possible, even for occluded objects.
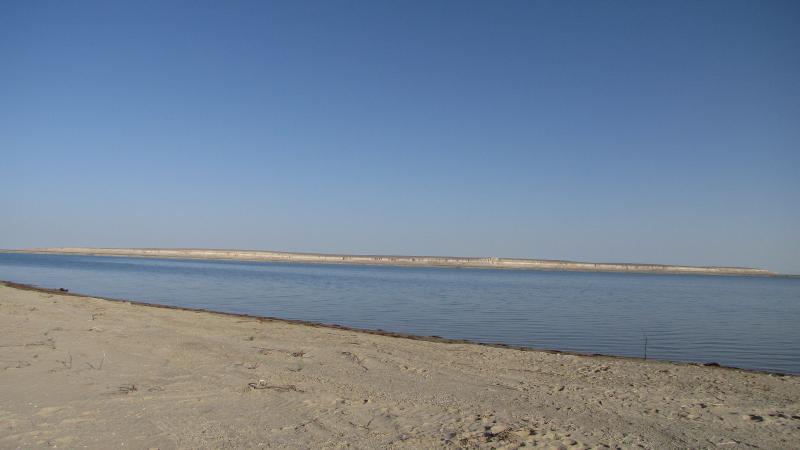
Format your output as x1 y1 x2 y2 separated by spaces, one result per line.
2 247 777 276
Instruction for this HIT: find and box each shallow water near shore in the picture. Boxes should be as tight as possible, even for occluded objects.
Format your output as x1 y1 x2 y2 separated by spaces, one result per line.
1 252 799 374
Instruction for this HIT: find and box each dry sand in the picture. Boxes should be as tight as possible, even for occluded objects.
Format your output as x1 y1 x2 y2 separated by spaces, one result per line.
1 282 798 449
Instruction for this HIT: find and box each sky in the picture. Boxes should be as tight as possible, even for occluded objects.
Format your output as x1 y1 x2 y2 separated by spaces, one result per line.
1 1 799 273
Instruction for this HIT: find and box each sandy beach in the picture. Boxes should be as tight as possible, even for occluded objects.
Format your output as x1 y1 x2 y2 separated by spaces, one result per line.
1 282 799 449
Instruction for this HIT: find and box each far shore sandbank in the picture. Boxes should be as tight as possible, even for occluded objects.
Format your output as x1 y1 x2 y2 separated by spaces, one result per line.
3 247 777 276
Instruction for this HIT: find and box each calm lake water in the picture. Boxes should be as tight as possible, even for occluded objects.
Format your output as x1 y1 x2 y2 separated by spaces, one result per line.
1 252 799 374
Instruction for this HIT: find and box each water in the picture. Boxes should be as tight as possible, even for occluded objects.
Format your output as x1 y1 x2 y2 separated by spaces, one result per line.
1 252 799 374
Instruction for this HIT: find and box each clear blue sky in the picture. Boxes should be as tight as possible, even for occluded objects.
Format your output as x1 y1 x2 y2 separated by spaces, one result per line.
2 1 799 273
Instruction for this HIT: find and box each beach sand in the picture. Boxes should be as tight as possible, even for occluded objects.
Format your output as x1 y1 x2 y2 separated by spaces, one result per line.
1 283 798 449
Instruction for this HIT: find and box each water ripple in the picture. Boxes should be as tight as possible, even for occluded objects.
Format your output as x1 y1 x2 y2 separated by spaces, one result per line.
1 253 799 374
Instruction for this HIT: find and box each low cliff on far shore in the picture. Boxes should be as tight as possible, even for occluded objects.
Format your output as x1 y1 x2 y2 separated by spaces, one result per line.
10 247 776 276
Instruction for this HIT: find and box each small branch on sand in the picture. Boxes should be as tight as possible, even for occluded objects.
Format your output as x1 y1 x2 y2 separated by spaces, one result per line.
58 352 72 369
252 346 306 358
248 379 304 392
118 384 138 394
86 351 106 370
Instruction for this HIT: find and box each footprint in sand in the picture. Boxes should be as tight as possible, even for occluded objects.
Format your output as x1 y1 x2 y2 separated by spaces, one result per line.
341 351 368 371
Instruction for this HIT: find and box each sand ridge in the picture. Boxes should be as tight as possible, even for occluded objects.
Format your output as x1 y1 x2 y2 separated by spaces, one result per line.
1 283 798 449
6 247 777 276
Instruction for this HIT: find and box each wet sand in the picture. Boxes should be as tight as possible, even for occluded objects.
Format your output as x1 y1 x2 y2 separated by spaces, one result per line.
1 282 798 449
